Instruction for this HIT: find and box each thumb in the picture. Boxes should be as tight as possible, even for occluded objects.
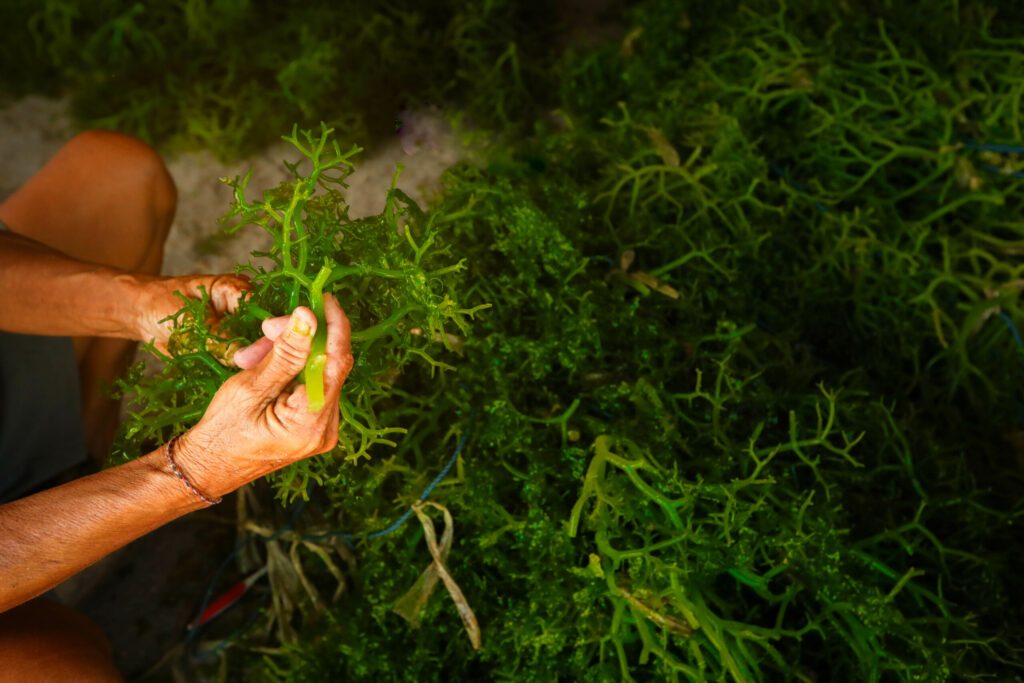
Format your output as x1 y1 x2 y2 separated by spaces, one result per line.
250 307 317 397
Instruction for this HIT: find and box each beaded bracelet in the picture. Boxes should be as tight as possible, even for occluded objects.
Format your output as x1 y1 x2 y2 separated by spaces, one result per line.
165 436 222 506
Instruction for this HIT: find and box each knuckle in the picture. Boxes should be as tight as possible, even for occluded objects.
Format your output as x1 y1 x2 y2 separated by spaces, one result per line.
274 338 308 366
241 377 267 400
221 374 250 397
228 274 251 289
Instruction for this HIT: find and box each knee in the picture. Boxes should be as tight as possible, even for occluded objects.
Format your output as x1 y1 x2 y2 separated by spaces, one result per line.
64 130 177 245
0 599 124 682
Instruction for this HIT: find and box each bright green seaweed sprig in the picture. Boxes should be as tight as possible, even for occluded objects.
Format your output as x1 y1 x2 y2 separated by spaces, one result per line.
114 125 485 501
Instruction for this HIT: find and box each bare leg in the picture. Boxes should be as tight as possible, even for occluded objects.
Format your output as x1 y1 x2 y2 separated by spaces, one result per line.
0 599 124 682
0 130 176 458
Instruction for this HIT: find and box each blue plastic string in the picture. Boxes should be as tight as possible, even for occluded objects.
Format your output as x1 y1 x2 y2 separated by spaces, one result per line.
999 312 1024 350
980 164 1024 179
303 428 469 544
959 141 1024 178
962 141 1024 154
185 424 471 648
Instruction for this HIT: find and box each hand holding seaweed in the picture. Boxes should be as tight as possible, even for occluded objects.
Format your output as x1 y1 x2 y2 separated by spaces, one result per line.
134 273 251 357
173 297 353 499
114 124 484 502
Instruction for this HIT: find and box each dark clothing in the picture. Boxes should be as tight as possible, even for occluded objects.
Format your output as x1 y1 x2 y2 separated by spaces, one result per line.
0 332 87 503
0 220 88 502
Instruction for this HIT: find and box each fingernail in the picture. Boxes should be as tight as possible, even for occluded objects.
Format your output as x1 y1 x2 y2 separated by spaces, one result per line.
291 316 313 336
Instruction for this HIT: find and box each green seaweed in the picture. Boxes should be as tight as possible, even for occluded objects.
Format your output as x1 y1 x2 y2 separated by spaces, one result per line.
0 0 562 157
113 124 484 501
15 0 1024 680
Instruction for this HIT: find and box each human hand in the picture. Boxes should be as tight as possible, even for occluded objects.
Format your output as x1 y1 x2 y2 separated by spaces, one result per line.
134 274 252 356
173 294 353 497
231 312 298 370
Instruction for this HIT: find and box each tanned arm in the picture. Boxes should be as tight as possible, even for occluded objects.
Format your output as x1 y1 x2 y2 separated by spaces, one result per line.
0 231 250 347
0 449 205 612
0 231 144 339
0 297 353 613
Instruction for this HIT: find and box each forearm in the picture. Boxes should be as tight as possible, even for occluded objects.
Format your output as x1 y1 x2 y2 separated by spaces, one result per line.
0 231 145 338
0 448 205 612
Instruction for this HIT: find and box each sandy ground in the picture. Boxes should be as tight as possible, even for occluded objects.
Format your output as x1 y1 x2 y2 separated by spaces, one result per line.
0 95 461 276
0 94 462 678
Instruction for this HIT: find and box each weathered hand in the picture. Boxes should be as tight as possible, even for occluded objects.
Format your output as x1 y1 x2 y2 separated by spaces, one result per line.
174 294 353 497
135 274 252 355
232 313 295 369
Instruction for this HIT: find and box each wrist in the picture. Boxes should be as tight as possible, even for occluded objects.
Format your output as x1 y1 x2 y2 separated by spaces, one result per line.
175 429 268 499
117 271 157 341
173 431 234 501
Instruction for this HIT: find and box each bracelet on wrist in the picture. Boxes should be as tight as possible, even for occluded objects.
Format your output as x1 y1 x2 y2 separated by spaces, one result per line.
165 435 222 506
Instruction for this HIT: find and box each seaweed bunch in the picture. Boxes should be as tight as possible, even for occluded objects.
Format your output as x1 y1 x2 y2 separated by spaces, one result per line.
114 124 484 501
0 0 561 157
222 2 1022 681
40 0 1024 680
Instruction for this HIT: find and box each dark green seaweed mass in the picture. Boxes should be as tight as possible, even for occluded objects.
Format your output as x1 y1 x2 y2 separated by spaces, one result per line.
4 0 1024 680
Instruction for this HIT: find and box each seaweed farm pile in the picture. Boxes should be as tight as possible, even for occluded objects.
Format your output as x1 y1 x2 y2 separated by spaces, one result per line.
6 0 1024 680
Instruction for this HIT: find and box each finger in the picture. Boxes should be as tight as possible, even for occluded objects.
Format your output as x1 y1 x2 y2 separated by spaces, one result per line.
234 313 307 368
285 383 309 411
186 275 252 315
211 275 252 314
261 315 291 341
250 307 317 397
322 294 354 406
206 336 246 367
319 407 340 453
232 336 273 369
